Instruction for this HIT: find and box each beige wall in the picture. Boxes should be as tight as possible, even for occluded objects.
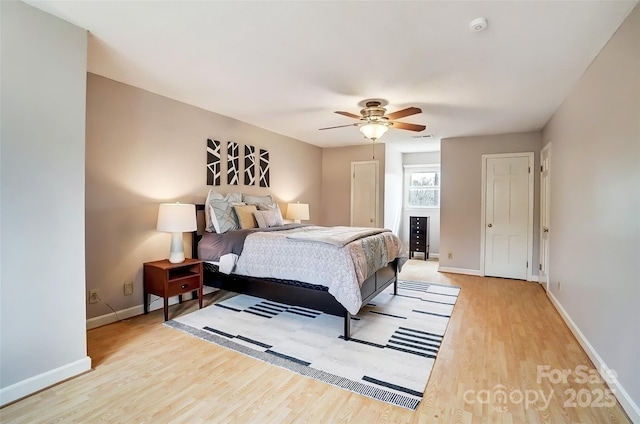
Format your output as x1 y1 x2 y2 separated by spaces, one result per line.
1 1 90 404
321 143 385 226
440 132 542 272
542 5 639 415
85 74 322 320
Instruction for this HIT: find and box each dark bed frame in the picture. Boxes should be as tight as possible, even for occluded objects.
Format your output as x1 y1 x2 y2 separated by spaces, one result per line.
191 204 398 340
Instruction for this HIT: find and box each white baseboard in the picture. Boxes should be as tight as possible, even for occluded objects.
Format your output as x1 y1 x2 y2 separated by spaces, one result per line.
409 253 439 259
529 274 539 282
437 267 541 282
547 291 639 423
437 266 482 276
86 305 144 330
0 356 91 407
86 287 218 330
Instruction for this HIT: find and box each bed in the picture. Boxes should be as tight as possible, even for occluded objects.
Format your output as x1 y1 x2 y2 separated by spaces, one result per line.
191 204 407 340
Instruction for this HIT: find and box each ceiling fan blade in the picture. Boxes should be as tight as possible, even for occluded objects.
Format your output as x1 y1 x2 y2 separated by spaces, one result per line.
390 121 426 132
385 107 422 120
319 123 360 130
335 111 361 119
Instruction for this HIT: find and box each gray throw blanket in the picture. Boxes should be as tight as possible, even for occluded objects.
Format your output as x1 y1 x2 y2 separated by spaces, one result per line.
285 226 390 247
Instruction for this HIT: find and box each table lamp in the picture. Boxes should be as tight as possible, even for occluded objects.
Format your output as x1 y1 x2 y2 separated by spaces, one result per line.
286 202 309 224
157 203 197 263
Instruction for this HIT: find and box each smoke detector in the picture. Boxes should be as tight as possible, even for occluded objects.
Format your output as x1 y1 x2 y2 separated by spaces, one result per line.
469 17 488 32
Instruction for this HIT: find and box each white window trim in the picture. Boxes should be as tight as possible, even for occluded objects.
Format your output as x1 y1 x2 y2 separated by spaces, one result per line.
404 164 441 209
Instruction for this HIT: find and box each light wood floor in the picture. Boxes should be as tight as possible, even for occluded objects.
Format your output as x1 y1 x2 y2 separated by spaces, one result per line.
1 260 630 423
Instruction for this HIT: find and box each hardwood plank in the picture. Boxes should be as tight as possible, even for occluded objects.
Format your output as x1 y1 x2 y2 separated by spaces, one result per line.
0 260 631 423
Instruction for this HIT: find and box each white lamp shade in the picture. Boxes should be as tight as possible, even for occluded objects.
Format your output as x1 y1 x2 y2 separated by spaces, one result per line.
157 203 197 232
359 123 389 140
286 203 309 221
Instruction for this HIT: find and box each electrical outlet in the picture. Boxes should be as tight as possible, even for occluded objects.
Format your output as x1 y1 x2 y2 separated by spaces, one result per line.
124 282 134 296
447 252 453 260
89 289 99 304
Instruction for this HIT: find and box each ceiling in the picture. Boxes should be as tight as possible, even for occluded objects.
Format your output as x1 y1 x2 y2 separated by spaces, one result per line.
27 1 637 153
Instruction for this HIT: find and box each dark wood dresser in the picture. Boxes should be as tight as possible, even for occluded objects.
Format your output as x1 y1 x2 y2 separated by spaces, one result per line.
409 216 430 260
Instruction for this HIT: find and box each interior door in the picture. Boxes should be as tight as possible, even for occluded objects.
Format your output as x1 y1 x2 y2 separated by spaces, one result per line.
539 145 551 290
351 161 379 227
484 155 531 280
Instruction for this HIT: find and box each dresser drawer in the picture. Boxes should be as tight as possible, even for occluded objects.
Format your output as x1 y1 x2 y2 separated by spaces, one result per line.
409 216 430 260
167 275 201 297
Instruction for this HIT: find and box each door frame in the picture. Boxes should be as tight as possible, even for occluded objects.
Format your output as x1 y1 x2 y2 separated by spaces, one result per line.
539 143 551 291
350 160 379 227
479 152 535 281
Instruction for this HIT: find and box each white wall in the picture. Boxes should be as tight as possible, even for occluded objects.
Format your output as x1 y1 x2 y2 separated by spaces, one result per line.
0 0 90 406
403 151 440 167
401 152 441 256
542 5 639 419
384 144 403 234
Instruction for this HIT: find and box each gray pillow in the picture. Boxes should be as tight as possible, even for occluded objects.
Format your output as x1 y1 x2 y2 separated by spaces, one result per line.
242 194 273 205
253 210 282 228
256 202 284 226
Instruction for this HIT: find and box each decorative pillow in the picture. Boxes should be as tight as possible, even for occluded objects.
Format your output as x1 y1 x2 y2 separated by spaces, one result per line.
233 205 258 229
205 190 242 232
242 194 273 205
256 202 284 226
254 210 283 228
204 189 224 232
209 203 240 234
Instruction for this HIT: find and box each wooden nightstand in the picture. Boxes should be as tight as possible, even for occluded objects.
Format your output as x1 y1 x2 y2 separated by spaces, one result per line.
143 258 203 321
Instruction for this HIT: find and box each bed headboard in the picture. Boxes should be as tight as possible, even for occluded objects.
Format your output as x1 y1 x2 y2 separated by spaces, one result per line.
191 204 206 259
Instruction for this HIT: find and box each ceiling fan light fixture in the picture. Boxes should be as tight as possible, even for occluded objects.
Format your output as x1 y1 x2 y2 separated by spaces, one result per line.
359 122 389 141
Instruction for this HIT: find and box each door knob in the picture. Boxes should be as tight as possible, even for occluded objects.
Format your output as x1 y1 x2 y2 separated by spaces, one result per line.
487 223 493 228
370 218 374 223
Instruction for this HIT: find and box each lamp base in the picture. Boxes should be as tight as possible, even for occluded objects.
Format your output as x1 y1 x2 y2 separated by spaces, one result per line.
168 232 185 263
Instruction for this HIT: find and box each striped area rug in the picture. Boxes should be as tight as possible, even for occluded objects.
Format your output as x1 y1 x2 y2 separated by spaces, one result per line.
166 280 460 410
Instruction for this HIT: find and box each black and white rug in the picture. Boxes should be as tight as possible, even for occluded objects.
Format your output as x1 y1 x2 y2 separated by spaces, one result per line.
165 280 460 410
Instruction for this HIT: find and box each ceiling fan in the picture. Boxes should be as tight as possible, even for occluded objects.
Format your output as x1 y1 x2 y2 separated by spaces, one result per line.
319 99 426 141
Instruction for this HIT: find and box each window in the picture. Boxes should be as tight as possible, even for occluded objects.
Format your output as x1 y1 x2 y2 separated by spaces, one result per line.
405 166 440 208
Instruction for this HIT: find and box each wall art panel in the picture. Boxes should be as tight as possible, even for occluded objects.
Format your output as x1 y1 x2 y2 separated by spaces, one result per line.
259 149 270 188
206 138 221 186
244 145 256 186
227 141 239 185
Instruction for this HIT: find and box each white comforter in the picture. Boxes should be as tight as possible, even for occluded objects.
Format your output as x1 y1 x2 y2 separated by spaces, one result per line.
232 226 407 314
